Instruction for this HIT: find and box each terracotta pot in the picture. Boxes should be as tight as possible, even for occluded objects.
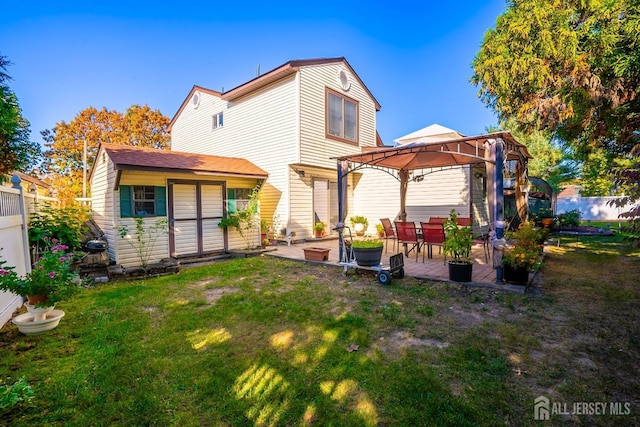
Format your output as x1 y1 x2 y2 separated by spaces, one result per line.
26 294 48 305
540 218 555 228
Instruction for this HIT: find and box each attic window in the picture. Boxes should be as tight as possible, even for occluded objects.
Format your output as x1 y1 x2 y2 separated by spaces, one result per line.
212 112 224 130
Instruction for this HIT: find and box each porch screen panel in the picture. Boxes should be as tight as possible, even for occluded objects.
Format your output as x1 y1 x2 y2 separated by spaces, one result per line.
173 184 198 256
201 184 224 252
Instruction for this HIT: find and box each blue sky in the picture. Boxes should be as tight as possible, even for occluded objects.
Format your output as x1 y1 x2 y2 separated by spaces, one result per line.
2 1 507 147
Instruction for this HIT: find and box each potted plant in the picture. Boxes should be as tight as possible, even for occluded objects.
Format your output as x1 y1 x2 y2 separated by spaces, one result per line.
350 215 369 236
533 207 555 228
0 238 81 333
502 221 544 285
351 238 383 266
260 219 269 242
443 210 473 282
313 222 326 238
375 223 385 238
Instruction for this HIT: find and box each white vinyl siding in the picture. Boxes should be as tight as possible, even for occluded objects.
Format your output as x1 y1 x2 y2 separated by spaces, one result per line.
170 61 380 238
171 93 228 154
299 63 377 169
89 149 116 262
352 167 475 232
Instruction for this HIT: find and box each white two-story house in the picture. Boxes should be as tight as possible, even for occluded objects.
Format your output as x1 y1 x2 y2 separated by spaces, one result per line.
169 57 382 240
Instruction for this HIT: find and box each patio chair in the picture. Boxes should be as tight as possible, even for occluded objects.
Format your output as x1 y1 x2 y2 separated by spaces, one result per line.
380 218 397 253
394 221 421 261
472 225 492 263
420 222 446 263
428 216 445 225
456 217 471 227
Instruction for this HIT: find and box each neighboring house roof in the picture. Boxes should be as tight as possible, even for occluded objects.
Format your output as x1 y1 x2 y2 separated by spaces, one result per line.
7 171 50 189
394 124 465 145
168 57 381 131
92 144 268 183
558 185 582 198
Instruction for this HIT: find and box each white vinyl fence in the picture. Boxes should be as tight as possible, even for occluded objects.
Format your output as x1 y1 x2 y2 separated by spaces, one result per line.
557 195 635 221
0 175 57 328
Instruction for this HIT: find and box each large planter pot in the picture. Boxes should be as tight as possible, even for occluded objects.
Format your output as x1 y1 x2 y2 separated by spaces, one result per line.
448 261 473 282
540 218 555 228
353 246 383 267
503 264 530 285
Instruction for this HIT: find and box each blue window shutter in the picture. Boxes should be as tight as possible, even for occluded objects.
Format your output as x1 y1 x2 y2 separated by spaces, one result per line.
227 189 236 213
155 186 167 216
120 185 132 218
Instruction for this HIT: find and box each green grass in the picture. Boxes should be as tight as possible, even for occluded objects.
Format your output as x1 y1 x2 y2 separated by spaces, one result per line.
1 239 639 426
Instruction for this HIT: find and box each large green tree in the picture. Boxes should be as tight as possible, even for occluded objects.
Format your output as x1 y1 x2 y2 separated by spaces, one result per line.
0 54 41 176
43 105 170 205
472 0 640 156
473 0 640 243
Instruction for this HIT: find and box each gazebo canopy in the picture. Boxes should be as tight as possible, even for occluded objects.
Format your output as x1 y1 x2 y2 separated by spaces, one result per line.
335 131 531 174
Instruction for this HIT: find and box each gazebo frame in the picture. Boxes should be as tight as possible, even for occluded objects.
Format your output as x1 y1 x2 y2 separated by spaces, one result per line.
333 131 532 284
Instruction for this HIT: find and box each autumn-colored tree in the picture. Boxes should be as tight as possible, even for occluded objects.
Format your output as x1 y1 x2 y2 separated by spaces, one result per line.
43 105 169 205
0 54 41 176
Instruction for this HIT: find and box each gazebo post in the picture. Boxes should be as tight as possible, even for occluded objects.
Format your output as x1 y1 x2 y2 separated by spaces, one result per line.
399 169 409 222
494 138 506 284
337 160 349 261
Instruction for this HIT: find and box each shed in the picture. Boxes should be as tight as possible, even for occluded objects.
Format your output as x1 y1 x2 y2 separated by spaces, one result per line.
89 144 268 267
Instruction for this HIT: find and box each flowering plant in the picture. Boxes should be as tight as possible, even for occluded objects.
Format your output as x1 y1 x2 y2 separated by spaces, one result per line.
503 222 544 271
0 238 80 307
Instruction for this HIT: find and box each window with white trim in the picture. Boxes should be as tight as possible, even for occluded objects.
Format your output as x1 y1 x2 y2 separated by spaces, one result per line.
226 188 252 213
212 112 224 130
326 89 358 144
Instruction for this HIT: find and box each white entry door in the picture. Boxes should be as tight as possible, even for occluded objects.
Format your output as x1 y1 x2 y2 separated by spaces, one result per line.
169 181 225 257
314 179 338 235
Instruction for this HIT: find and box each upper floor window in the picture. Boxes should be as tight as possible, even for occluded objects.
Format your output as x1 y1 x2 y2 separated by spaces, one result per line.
326 89 358 144
212 112 224 130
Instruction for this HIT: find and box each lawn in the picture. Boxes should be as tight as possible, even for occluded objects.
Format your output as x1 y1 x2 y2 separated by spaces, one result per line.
1 234 639 426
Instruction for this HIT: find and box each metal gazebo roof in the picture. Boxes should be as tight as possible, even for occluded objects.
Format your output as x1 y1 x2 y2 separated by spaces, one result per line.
334 131 531 174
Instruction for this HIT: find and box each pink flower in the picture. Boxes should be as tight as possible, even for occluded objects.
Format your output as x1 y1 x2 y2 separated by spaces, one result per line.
48 272 56 278
0 269 9 276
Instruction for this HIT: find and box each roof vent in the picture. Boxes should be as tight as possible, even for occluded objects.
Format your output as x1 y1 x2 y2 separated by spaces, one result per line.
192 91 201 109
338 70 351 91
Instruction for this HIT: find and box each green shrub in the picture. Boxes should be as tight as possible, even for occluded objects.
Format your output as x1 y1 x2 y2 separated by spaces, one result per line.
557 209 581 227
28 203 91 252
351 238 383 248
